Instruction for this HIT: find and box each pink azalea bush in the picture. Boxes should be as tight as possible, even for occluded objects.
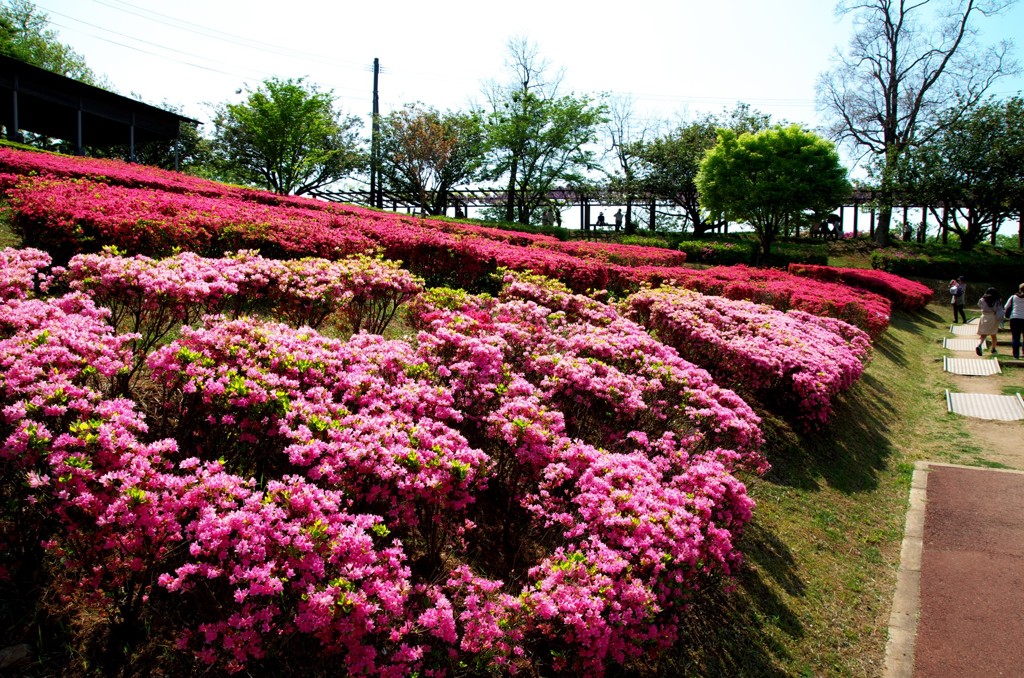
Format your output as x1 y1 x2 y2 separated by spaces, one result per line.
622 264 893 338
626 287 871 430
62 247 422 335
1 253 771 675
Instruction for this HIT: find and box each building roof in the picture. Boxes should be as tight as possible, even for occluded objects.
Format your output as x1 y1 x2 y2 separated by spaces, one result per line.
0 53 200 147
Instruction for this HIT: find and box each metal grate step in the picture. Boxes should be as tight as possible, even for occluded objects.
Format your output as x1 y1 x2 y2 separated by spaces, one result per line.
945 391 1024 421
944 338 990 352
943 357 1002 376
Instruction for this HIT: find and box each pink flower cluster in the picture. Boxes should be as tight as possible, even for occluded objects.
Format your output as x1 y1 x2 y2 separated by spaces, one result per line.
0 246 52 300
55 248 421 398
62 247 421 335
626 287 871 430
787 263 934 312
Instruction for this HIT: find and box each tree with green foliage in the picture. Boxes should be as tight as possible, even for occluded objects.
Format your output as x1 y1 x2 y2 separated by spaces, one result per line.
603 95 650 234
0 0 99 84
484 37 606 225
210 77 365 196
697 125 851 261
377 104 485 216
817 0 1019 247
901 96 1024 250
630 103 773 236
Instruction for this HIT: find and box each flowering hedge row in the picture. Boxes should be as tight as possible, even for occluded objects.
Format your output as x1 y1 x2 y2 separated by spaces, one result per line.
6 176 381 260
626 287 871 430
0 145 336 214
5 170 897 336
788 263 934 312
0 147 686 269
1 252 768 675
623 264 892 338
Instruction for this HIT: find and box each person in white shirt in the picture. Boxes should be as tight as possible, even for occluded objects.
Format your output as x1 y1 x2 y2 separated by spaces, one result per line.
1004 283 1024 360
949 276 967 324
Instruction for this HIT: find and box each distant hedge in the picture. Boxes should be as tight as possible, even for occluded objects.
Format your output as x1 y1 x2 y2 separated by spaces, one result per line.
676 238 829 267
676 239 756 265
870 245 1024 282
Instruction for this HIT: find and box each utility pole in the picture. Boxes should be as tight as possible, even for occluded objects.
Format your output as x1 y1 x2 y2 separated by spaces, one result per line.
369 58 382 209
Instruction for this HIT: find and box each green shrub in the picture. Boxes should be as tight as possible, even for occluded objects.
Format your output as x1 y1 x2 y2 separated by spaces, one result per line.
763 240 829 267
676 238 757 265
870 244 1024 282
619 234 672 248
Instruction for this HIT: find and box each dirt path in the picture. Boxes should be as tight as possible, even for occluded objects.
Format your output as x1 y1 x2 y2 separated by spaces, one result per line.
946 366 1024 469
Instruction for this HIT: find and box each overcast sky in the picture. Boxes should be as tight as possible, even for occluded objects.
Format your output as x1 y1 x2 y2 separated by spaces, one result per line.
36 0 1024 135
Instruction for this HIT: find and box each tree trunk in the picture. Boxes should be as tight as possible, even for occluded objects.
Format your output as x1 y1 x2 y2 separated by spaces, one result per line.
504 158 518 223
874 204 893 245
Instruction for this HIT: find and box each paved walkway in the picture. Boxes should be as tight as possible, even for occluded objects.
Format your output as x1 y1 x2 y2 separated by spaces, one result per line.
885 463 1024 677
885 322 1024 677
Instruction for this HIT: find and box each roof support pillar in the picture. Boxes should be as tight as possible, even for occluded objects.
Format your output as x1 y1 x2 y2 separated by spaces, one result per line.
7 75 23 142
76 98 84 155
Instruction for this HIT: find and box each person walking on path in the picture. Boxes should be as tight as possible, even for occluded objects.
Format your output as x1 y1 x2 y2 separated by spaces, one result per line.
975 287 1004 356
950 276 967 324
1004 282 1024 360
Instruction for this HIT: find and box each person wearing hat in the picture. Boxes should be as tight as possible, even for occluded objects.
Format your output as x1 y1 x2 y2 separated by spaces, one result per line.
1004 283 1024 360
975 287 1004 356
949 275 967 324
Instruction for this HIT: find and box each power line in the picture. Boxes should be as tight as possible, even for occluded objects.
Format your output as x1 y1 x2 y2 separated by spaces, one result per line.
43 15 268 80
35 2 820 123
86 0 369 71
38 12 371 106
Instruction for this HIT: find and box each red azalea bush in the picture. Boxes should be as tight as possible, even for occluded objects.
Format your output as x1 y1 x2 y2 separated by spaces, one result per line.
1 149 901 338
788 263 933 312
0 147 687 274
5 170 894 337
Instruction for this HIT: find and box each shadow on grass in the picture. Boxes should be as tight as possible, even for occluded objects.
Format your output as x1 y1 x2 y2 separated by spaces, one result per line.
636 521 804 677
637 312 928 675
762 316 909 495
